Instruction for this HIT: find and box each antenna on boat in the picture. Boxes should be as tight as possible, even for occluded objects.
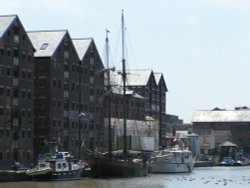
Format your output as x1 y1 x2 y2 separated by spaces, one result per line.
121 9 127 157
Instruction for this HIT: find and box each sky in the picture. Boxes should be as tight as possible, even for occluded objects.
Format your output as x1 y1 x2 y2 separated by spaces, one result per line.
1 0 250 123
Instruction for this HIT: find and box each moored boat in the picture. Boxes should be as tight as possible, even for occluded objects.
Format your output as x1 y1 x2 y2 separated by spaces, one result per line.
26 152 84 181
218 156 235 166
92 150 148 178
0 161 31 182
149 145 195 173
0 170 31 182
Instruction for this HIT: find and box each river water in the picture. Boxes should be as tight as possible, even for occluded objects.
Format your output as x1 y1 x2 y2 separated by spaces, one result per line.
1 166 250 188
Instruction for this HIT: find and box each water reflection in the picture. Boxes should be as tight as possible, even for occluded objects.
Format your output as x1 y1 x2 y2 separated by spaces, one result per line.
1 166 250 188
1 178 163 188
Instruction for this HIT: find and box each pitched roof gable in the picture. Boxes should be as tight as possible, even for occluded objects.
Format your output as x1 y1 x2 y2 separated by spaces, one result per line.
0 15 35 51
127 69 153 86
219 141 237 147
0 15 16 38
154 72 168 92
110 69 154 86
72 38 92 60
27 30 67 57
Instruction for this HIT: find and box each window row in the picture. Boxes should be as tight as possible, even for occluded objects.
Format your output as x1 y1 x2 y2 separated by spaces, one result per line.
0 87 32 98
0 129 31 138
0 66 32 79
51 59 101 76
0 48 32 61
0 151 31 161
52 119 86 129
0 108 32 118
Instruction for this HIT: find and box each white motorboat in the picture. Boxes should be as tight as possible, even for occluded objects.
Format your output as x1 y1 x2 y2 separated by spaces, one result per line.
149 145 195 173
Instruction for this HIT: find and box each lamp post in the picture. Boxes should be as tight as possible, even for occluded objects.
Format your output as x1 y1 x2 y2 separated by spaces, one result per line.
78 112 86 159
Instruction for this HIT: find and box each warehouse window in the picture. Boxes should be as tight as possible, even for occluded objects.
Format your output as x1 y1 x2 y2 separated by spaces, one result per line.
0 87 3 96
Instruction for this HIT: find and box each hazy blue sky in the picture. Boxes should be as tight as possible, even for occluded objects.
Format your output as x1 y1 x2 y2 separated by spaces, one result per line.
1 0 250 123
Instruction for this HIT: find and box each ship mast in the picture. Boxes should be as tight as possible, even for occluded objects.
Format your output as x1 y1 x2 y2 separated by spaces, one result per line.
121 10 127 157
105 29 112 157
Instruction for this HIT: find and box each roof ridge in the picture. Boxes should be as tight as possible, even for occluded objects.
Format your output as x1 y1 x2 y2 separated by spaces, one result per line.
154 72 163 75
0 14 17 18
27 29 68 33
72 37 93 40
127 69 153 71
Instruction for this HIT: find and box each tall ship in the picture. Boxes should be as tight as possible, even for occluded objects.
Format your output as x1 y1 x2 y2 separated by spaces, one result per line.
91 10 148 178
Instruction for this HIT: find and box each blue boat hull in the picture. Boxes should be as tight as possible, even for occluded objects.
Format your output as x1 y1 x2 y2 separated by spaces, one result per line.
31 168 82 181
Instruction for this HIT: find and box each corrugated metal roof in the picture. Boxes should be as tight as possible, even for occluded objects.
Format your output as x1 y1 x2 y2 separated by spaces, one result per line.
192 110 250 122
110 69 153 86
72 38 92 60
27 30 67 57
0 15 16 38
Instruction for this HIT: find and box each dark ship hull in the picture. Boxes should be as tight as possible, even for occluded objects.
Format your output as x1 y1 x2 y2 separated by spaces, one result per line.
92 157 148 178
0 170 31 182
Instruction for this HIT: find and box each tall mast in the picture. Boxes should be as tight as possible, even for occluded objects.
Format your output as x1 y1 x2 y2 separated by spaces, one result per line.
106 29 112 157
121 10 127 157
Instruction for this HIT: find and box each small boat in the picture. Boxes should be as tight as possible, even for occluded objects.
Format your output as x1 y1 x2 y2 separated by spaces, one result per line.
0 161 31 182
11 161 29 171
149 145 195 173
0 170 31 182
26 152 84 181
233 153 250 166
234 160 245 166
218 156 235 166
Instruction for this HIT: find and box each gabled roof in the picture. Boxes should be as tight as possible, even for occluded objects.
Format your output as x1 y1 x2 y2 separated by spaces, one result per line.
72 38 92 60
110 69 154 87
27 30 67 57
154 72 162 85
219 141 237 147
154 72 168 92
0 15 16 38
192 110 250 122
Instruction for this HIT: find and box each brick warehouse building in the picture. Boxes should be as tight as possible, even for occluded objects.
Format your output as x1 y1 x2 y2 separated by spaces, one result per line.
110 69 168 146
192 107 250 154
0 15 34 168
28 31 105 158
72 38 105 153
28 30 80 157
0 14 169 167
154 72 168 146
